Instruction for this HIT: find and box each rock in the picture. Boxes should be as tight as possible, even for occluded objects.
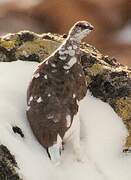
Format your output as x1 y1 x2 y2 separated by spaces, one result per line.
0 145 21 180
0 31 61 62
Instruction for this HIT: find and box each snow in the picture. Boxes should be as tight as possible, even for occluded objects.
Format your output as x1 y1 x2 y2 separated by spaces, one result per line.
0 60 131 180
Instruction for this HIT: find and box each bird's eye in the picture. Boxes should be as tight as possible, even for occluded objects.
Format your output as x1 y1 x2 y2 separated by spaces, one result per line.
79 24 93 30
80 24 88 29
77 24 90 29
75 23 93 30
76 24 85 29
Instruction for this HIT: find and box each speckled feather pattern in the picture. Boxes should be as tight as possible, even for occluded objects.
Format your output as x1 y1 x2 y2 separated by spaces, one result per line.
27 39 87 148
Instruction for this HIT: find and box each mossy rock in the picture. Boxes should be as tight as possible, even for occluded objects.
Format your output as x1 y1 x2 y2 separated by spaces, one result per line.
0 145 21 180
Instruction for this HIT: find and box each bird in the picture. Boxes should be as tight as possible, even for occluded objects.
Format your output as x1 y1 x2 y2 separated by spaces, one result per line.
26 21 94 164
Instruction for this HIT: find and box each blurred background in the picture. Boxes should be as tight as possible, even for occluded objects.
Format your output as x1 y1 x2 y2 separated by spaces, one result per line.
0 0 131 66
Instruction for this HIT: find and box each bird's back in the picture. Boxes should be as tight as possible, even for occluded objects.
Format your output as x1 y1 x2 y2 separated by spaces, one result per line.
27 48 86 147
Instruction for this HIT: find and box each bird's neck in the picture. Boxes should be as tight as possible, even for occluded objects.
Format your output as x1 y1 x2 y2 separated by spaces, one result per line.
62 36 80 55
56 37 81 70
67 36 80 46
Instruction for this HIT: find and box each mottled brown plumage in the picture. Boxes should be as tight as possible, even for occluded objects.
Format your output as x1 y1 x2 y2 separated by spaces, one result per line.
26 21 93 163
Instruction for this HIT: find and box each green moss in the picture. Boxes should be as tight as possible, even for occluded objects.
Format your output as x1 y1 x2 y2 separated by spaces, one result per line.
113 97 131 148
0 33 20 49
0 39 16 49
85 75 92 86
125 133 131 149
81 43 102 58
115 97 131 121
89 63 104 76
15 39 60 61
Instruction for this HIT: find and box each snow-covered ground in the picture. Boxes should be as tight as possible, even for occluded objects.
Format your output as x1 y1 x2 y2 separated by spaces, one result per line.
0 60 131 180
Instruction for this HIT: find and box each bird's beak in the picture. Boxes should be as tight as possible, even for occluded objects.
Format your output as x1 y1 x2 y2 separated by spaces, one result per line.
89 25 94 31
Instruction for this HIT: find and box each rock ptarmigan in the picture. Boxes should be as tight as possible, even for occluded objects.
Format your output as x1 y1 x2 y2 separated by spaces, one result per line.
26 21 94 164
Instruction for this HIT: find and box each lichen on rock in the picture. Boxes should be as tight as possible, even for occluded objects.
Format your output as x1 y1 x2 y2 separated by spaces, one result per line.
0 145 21 180
0 31 61 62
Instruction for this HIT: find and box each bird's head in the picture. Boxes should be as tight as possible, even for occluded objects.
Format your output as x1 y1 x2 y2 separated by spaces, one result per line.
68 21 94 42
